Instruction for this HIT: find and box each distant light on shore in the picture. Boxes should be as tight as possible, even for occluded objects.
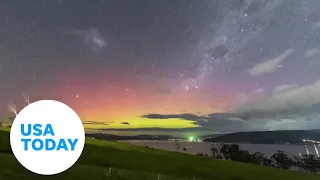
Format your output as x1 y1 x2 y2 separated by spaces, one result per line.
188 136 194 142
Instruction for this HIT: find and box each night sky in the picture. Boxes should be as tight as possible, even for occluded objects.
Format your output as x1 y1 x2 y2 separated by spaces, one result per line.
1 0 320 135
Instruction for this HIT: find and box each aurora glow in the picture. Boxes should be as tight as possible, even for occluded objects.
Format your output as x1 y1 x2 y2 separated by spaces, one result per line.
1 0 320 134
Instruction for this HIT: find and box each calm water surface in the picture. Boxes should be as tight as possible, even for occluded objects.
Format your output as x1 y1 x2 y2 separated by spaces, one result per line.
123 140 320 157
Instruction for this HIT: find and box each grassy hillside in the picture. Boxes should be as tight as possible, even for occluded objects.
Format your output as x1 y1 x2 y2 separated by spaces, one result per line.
0 129 319 180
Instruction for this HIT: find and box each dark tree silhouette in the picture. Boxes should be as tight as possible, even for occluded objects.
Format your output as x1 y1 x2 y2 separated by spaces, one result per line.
250 152 265 165
174 140 181 151
300 154 320 173
262 157 274 167
218 144 258 164
220 144 239 159
292 155 303 169
208 143 320 173
210 144 223 159
271 150 293 169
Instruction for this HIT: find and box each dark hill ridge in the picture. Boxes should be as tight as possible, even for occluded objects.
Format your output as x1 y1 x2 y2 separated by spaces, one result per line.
203 130 320 144
86 133 178 141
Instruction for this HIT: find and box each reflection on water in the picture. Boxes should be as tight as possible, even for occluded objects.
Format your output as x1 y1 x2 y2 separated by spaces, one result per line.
123 140 319 157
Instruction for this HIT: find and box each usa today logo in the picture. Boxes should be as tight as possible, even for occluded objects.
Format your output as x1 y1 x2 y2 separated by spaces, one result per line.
10 100 85 175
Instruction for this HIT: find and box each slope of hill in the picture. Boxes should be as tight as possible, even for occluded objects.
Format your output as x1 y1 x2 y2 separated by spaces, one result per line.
0 129 319 180
203 130 320 144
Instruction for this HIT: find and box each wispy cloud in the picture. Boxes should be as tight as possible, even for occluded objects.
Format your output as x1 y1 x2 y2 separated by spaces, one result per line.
71 27 107 52
236 79 320 114
248 49 293 76
141 79 320 133
305 49 320 58
273 84 297 93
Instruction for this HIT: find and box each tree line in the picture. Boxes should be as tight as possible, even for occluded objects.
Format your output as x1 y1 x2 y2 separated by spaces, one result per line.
195 143 320 174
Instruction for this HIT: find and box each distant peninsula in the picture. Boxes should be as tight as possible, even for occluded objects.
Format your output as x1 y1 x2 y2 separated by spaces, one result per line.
203 130 320 144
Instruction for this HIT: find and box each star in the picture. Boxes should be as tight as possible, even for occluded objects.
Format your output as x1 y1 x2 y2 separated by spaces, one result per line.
1 0 320 134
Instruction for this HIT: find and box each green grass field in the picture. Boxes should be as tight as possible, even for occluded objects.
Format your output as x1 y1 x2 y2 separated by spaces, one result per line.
0 129 319 180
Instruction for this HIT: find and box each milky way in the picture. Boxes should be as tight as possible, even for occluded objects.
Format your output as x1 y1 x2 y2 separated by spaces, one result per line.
1 0 320 135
